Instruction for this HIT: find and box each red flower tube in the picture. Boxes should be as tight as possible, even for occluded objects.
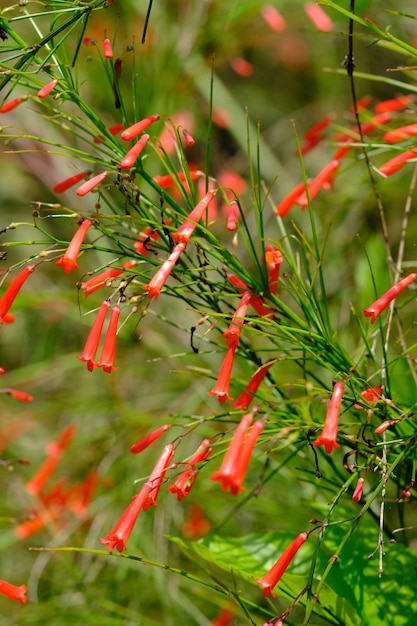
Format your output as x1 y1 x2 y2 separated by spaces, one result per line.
121 114 160 141
76 171 108 196
275 181 306 218
142 242 186 299
37 79 58 98
182 128 196 146
313 381 344 454
256 532 308 597
296 159 341 206
100 482 153 553
53 171 90 193
384 123 417 144
208 344 237 403
103 38 113 59
81 261 137 297
226 200 239 231
26 424 76 495
93 123 125 144
374 95 415 114
364 273 417 324
143 443 175 510
378 150 417 176
5 389 33 402
222 291 251 348
153 170 201 189
0 97 25 113
130 424 171 454
210 411 254 495
134 226 161 256
0 265 36 322
0 579 27 604
56 219 92 274
169 439 211 501
120 134 150 170
171 191 216 244
265 244 283 295
226 273 275 318
232 360 274 410
261 5 286 33
352 476 365 503
232 418 265 494
77 300 110 371
304 2 333 32
96 304 120 373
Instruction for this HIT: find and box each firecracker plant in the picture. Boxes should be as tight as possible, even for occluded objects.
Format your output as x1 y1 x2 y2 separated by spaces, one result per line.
1 0 417 624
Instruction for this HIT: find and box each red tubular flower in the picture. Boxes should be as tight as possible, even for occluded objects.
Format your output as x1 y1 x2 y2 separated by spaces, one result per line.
121 114 160 141
37 79 58 98
300 115 334 155
208 344 237 404
275 181 306 218
182 128 196 146
304 2 333 31
384 123 417 144
93 122 125 144
232 360 274 410
226 273 275 318
313 381 344 454
81 261 137 297
77 300 110 371
296 159 341 206
256 532 308 597
53 171 90 193
374 95 415 114
130 424 171 454
261 5 286 32
0 265 36 323
211 608 235 626
100 482 153 553
168 439 212 501
120 134 150 170
230 56 254 77
171 191 216 244
103 38 113 59
378 150 417 177
210 411 255 495
26 424 76 495
0 579 27 604
182 503 211 538
143 443 175 510
354 385 382 409
153 170 201 189
5 389 33 402
352 476 365 503
134 226 161 256
375 419 398 435
265 244 283 295
364 273 417 324
0 97 25 113
76 171 108 196
56 219 92 274
142 242 186 299
222 291 251 349
95 304 120 373
226 200 239 231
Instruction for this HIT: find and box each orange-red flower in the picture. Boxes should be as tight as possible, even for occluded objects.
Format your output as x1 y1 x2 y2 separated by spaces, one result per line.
226 200 239 231
261 5 286 32
121 114 160 141
143 443 175 510
384 123 417 144
26 424 76 496
304 2 333 31
5 389 33 402
171 191 216 244
103 38 113 59
0 97 25 113
352 476 365 503
55 219 92 274
0 265 36 323
354 385 382 409
76 171 108 196
208 344 237 403
232 360 273 411
364 273 417 323
120 134 150 170
0 579 27 604
81 261 137 297
313 381 344 454
142 242 186 299
374 95 415 114
37 79 58 98
256 532 308 597
53 171 91 193
130 424 171 454
265 244 283 295
169 439 211 501
378 150 417 176
77 300 110 371
222 291 251 348
96 304 120 373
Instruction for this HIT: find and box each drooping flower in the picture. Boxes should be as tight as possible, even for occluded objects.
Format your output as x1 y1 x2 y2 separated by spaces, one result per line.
265 244 283 295
103 37 113 59
232 360 274 411
100 482 153 553
76 171 108 196
364 273 417 324
53 171 91 193
37 79 58 98
226 200 239 231
77 300 110 371
0 265 36 323
142 242 186 299
374 419 398 435
121 114 160 141
169 439 211 501
0 97 25 114
142 443 175 511
313 381 344 454
55 219 92 273
182 503 211 538
171 191 216 244
130 424 171 454
352 476 365 503
182 128 196 146
0 579 27 604
208 344 237 403
95 304 120 373
26 424 76 495
222 291 251 348
226 273 275 318
256 532 309 597
120 134 150 170
80 261 137 297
